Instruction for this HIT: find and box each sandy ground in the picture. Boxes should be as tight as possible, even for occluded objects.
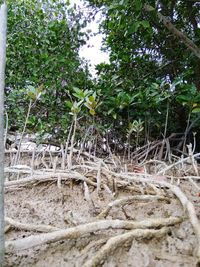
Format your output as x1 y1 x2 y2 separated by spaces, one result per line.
4 178 200 267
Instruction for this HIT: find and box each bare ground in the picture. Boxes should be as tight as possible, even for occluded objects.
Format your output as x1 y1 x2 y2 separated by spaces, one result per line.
4 177 200 267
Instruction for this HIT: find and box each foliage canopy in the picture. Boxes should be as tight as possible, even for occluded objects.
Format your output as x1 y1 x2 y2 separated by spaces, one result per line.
6 0 91 138
85 0 200 147
5 0 200 152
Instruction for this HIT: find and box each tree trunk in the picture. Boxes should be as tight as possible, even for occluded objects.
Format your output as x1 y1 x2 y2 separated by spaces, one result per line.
0 2 7 266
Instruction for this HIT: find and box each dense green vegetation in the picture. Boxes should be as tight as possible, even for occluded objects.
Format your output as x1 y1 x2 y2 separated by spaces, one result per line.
6 0 92 138
5 0 200 153
88 0 200 144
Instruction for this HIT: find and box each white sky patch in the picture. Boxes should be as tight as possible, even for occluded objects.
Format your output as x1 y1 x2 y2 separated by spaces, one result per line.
70 0 109 75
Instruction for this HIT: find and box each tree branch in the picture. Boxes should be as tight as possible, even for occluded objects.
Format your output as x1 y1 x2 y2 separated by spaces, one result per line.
144 4 200 59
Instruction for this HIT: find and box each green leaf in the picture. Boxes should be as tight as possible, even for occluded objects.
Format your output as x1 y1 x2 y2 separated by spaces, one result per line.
27 85 36 92
65 100 73 109
108 108 114 115
112 113 117 119
129 22 140 33
89 109 96 116
176 95 190 103
27 91 36 100
84 102 91 109
135 0 142 11
88 95 95 102
140 20 150 29
192 107 200 113
73 87 82 94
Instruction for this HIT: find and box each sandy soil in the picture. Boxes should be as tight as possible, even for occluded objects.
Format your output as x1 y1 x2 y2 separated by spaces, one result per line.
4 178 200 267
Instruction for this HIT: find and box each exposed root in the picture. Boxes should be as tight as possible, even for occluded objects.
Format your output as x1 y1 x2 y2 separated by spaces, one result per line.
79 237 108 259
5 217 61 233
97 195 170 219
4 146 200 265
82 227 169 267
5 217 182 253
162 181 200 259
5 171 96 188
157 152 200 175
119 176 200 259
